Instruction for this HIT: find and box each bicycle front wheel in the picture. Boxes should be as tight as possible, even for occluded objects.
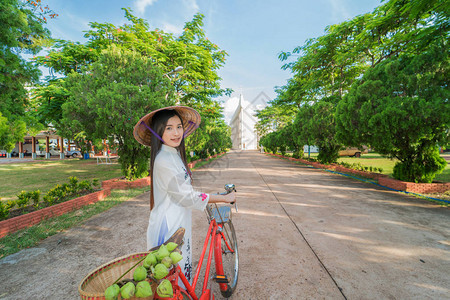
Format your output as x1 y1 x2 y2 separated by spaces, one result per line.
215 220 239 298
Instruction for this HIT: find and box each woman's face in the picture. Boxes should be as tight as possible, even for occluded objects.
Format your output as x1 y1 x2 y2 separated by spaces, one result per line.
162 115 183 148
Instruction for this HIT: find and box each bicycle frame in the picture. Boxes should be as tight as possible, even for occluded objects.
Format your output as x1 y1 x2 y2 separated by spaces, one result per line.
164 215 234 300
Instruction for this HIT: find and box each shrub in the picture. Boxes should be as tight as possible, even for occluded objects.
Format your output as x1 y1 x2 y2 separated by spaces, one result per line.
16 191 31 209
0 200 16 221
393 148 446 183
43 177 94 207
59 184 68 200
1 177 98 221
44 184 68 205
77 180 93 193
43 185 61 206
343 162 351 169
31 190 41 209
69 176 79 189
292 148 304 159
198 150 208 160
92 178 100 188
17 190 42 209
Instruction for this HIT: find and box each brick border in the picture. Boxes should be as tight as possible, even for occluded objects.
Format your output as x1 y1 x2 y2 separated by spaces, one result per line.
102 176 151 190
0 189 111 238
377 177 450 194
0 177 144 239
267 153 450 194
0 152 227 238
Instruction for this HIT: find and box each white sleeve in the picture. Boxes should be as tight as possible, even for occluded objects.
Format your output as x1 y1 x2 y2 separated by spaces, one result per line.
155 160 209 211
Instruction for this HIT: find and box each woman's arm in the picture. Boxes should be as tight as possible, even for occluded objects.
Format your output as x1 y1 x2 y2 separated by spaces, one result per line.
208 191 236 204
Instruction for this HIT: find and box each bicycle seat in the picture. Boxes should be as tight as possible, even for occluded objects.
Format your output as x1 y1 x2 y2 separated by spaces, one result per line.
209 206 231 223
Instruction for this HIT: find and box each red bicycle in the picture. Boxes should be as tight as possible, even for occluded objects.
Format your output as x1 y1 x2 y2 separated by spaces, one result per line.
156 184 239 300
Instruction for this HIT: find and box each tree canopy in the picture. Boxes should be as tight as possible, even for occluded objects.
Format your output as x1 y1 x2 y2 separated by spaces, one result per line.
337 43 449 182
33 9 231 124
0 0 56 151
61 45 171 179
30 8 232 179
258 0 449 182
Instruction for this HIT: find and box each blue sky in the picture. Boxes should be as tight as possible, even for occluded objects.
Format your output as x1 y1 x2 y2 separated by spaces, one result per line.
40 0 382 122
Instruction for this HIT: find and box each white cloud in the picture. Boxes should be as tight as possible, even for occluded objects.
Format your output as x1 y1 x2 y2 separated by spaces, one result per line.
133 0 198 35
182 0 199 12
223 96 238 123
328 0 350 21
160 22 183 35
222 96 239 125
222 95 253 125
134 0 158 14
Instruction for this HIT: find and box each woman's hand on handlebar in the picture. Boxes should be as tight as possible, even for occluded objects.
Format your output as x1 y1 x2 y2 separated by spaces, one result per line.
208 191 236 204
225 191 236 204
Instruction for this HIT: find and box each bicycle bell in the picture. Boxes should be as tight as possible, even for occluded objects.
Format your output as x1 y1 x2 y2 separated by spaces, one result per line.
224 184 235 193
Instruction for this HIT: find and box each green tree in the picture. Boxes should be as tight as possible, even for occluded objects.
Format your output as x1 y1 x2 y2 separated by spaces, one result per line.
273 16 370 163
61 45 172 179
282 122 304 158
31 78 70 127
185 102 231 160
296 100 341 164
260 131 279 154
33 9 230 127
358 0 449 66
255 103 295 138
0 0 55 151
336 43 449 182
270 122 303 158
272 0 449 173
32 9 232 168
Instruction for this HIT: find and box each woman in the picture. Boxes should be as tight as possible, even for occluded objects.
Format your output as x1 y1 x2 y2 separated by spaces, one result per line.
133 106 235 283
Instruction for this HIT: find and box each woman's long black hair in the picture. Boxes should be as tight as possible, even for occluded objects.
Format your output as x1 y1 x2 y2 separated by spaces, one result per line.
149 109 191 210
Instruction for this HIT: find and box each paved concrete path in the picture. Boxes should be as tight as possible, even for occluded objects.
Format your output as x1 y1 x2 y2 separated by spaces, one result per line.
0 150 449 299
193 151 450 300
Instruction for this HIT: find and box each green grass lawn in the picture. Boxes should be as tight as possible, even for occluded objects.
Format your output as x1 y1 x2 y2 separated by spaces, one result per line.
303 152 449 182
0 154 224 258
0 159 122 201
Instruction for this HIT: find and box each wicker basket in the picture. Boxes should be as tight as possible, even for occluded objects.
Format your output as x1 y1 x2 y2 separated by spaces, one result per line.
78 252 155 300
79 228 185 300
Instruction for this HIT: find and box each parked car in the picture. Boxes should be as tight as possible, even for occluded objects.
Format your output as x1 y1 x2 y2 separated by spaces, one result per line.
36 149 61 157
339 147 368 158
65 150 82 158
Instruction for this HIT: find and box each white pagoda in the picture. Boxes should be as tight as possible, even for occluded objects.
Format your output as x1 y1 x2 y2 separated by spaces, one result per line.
229 93 269 150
